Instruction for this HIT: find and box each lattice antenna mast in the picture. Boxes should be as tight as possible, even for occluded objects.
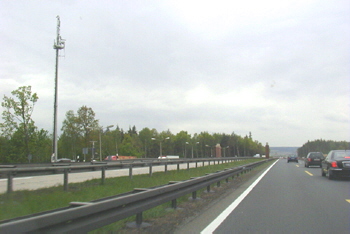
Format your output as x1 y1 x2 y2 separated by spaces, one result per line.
52 15 65 162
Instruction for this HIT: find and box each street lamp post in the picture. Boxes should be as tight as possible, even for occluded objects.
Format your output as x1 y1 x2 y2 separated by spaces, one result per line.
223 146 229 157
186 142 199 158
205 145 214 157
90 141 97 161
195 142 199 158
152 137 170 157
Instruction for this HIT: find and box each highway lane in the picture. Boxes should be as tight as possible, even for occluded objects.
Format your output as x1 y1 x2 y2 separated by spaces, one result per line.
211 159 350 233
0 162 206 193
176 159 350 233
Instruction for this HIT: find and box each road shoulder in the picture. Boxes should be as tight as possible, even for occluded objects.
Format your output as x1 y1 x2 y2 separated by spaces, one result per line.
173 161 274 233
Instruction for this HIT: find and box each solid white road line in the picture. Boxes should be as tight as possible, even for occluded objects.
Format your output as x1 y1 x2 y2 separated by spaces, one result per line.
201 159 279 234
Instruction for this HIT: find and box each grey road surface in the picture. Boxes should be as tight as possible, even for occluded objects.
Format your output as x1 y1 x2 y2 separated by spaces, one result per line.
176 159 350 234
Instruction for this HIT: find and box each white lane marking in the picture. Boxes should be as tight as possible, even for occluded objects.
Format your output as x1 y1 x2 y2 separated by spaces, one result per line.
201 159 279 234
0 177 33 182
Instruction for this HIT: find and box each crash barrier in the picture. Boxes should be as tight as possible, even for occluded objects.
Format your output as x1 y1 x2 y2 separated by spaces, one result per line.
0 159 273 233
0 157 246 193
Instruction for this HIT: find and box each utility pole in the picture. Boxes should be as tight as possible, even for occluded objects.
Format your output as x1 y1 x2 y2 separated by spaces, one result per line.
52 15 65 162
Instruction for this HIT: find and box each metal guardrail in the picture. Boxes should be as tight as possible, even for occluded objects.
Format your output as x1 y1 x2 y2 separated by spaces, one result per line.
0 157 247 193
0 159 272 233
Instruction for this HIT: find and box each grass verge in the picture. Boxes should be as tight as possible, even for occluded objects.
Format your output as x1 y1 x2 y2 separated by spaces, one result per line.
0 159 270 230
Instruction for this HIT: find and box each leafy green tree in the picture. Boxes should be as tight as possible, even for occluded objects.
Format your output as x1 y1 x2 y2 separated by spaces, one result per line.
139 127 155 158
119 134 143 156
297 139 350 157
59 106 99 160
0 86 38 161
76 106 99 148
60 110 81 159
173 130 190 158
197 132 215 157
30 129 51 162
111 125 124 156
99 127 117 157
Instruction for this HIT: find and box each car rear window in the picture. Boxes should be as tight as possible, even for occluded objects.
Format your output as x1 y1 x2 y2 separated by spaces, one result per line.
334 151 350 160
310 153 323 158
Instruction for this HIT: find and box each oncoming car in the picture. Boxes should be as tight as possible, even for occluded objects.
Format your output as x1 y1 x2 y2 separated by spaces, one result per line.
321 150 350 180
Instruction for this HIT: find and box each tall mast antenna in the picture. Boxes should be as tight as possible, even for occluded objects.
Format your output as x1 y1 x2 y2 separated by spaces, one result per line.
52 15 65 162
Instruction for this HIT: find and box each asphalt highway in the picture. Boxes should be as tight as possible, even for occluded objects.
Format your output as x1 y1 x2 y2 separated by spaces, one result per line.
175 159 350 234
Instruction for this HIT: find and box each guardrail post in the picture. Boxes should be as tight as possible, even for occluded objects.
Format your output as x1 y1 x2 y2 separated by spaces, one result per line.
101 167 105 185
149 163 152 177
63 169 68 191
129 164 133 179
165 162 168 173
171 199 177 209
7 173 13 193
136 212 142 227
187 161 190 170
126 211 151 229
203 160 205 167
195 161 198 168
192 191 197 200
217 181 221 187
207 185 211 193
177 163 180 171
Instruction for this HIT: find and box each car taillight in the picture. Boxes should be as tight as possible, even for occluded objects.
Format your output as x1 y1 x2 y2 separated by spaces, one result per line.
308 158 311 162
331 162 338 168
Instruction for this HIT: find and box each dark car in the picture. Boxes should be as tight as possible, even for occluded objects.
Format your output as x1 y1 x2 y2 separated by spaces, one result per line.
304 152 324 167
321 150 350 180
287 155 298 163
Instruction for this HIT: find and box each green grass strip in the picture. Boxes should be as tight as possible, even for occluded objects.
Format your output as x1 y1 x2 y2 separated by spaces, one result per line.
0 159 263 222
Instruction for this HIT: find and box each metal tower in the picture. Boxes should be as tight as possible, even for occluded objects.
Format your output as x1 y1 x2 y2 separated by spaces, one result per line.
52 15 65 162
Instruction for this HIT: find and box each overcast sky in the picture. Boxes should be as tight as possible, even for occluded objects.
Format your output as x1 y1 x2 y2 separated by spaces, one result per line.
1 0 349 147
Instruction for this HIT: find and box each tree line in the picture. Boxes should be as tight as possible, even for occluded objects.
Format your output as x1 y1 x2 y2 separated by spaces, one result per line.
297 139 350 158
1 86 265 163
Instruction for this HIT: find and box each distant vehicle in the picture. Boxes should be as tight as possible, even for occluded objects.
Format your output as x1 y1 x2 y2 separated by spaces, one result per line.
321 150 350 180
304 152 324 167
56 158 73 163
104 155 137 161
287 155 298 163
253 154 260 158
158 155 180 159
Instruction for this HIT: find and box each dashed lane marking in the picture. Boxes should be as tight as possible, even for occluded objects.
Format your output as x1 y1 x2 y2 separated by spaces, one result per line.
305 171 313 176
